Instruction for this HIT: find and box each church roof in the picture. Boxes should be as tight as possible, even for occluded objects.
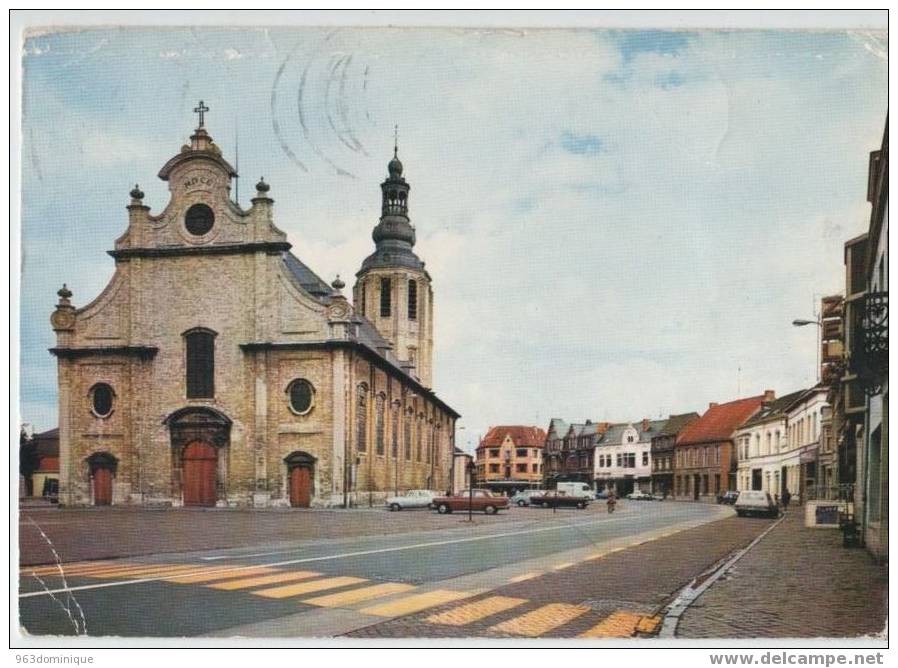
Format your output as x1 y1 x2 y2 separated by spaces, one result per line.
281 252 337 301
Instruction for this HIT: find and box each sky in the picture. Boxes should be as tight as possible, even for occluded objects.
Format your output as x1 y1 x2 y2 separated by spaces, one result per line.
17 26 887 450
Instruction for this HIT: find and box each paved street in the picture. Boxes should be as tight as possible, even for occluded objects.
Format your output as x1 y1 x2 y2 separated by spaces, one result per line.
20 500 744 638
677 510 888 639
19 502 888 640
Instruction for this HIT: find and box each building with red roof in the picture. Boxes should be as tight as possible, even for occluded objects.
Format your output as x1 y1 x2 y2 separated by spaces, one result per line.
475 426 546 494
674 393 769 501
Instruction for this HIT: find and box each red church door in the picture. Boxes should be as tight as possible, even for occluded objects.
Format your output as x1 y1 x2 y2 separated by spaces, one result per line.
93 467 112 506
289 466 312 508
183 441 217 507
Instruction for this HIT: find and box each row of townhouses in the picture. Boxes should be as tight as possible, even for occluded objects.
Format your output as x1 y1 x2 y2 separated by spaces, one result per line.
473 116 887 563
479 385 837 505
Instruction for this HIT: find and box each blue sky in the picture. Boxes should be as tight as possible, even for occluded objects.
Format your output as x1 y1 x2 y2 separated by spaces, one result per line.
18 27 887 449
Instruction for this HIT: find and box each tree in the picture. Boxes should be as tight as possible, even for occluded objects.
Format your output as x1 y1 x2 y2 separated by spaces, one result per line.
19 428 40 497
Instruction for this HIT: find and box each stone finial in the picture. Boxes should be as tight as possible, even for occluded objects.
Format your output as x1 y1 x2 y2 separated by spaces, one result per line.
51 283 76 331
129 184 145 203
57 283 72 305
331 274 346 291
256 177 270 194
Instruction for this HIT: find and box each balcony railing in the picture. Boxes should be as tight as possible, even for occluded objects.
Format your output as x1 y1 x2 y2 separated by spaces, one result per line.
847 291 887 391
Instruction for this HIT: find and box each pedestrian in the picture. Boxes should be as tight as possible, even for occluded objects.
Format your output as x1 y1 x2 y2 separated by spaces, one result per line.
782 488 791 509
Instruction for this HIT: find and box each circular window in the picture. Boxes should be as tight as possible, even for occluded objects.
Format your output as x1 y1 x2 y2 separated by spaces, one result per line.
90 383 114 418
185 203 215 236
288 379 314 415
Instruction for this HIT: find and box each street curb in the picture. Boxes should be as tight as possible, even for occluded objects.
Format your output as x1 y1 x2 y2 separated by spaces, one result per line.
659 513 786 638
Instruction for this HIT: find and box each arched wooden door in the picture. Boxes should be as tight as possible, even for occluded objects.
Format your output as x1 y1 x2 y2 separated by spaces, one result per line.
93 467 113 506
183 441 217 507
289 466 312 508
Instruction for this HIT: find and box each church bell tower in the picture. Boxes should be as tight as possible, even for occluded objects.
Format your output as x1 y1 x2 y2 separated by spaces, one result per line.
354 139 434 387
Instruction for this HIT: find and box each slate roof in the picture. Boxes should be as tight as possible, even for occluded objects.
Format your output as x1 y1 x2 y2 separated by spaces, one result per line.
656 412 701 437
676 396 765 446
278 251 458 417
479 426 547 449
32 428 59 459
282 252 337 300
739 389 807 429
547 419 569 439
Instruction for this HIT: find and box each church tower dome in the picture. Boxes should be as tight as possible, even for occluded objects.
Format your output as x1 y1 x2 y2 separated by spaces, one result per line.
354 136 434 387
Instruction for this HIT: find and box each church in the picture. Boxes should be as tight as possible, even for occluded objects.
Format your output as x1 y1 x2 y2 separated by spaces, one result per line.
49 104 459 508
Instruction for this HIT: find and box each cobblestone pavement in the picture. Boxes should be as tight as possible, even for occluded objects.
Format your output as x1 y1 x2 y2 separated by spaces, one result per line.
677 510 888 639
18 505 518 565
345 514 774 638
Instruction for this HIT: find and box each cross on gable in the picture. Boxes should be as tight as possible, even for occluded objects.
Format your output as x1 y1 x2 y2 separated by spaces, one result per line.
193 100 209 128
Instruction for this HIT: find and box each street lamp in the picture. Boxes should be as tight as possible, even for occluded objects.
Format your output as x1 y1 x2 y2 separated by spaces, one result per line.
792 318 823 382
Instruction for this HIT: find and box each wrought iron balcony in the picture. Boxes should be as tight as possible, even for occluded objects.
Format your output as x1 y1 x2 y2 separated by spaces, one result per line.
848 291 887 391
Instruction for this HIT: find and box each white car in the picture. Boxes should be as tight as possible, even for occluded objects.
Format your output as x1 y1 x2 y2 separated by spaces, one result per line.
386 489 438 511
735 490 779 518
626 490 654 501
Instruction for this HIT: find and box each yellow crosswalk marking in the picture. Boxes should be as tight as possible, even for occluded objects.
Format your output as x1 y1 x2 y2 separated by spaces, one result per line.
636 615 662 635
553 562 574 570
360 589 473 617
207 570 322 591
426 596 527 626
252 576 367 599
22 562 117 576
86 565 201 579
302 582 416 607
508 572 540 583
168 566 280 584
583 552 606 561
489 603 590 637
578 611 643 638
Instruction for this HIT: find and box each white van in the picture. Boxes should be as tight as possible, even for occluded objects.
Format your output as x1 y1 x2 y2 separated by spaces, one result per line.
555 482 594 499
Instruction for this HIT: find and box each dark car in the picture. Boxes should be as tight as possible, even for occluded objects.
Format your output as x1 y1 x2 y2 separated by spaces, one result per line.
528 491 590 509
717 491 740 505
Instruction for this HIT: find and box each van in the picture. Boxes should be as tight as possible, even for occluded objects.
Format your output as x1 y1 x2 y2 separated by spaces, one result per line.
555 482 593 499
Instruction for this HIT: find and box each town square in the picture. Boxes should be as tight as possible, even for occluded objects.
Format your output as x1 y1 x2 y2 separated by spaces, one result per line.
13 11 888 650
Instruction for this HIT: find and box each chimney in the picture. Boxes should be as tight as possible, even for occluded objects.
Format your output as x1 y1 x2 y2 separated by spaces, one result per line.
709 402 719 409
763 389 776 403
642 418 650 432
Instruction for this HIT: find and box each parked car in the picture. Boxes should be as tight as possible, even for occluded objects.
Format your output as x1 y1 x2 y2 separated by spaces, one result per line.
626 490 655 501
651 493 666 501
735 491 779 518
717 490 740 505
595 489 609 500
509 489 544 507
432 489 509 515
528 491 590 509
385 489 438 511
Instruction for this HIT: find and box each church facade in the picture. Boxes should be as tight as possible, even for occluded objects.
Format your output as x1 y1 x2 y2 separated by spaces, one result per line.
50 107 459 508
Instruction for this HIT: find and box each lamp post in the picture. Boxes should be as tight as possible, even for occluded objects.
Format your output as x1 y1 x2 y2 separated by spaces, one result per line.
792 318 823 382
466 458 475 523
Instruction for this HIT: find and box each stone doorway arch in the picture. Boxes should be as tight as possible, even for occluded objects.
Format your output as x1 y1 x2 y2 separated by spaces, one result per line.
165 407 231 506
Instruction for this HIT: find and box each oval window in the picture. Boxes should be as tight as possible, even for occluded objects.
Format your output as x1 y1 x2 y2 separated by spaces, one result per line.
288 379 314 415
185 203 215 236
91 383 114 418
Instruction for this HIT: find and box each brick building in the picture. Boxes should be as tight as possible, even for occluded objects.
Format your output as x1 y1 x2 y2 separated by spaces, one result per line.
50 107 458 508
649 412 699 497
543 419 609 487
475 426 546 494
674 395 766 501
